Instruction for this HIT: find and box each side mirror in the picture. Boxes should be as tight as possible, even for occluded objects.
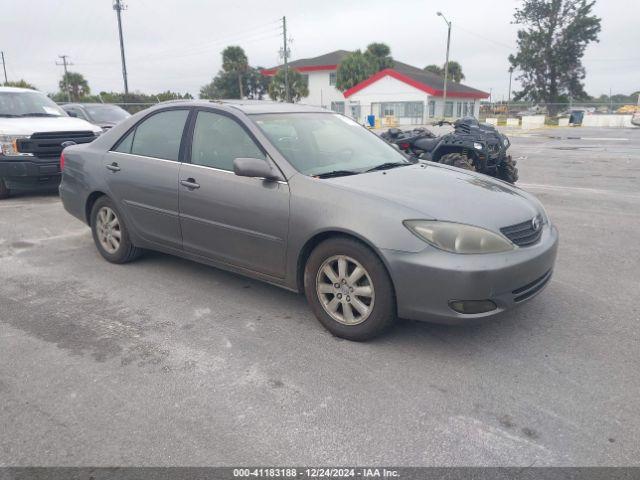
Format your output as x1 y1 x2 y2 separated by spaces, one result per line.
233 157 281 181
67 110 78 117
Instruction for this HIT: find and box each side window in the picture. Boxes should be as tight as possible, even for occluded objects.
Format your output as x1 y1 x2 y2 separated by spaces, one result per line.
190 111 265 171
114 130 134 153
129 109 189 161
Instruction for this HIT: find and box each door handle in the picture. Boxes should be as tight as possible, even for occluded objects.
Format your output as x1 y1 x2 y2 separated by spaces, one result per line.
106 162 121 172
180 178 200 189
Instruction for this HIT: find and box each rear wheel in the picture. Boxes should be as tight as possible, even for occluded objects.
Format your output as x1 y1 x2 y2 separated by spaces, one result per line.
497 155 519 183
304 237 396 341
90 196 142 264
440 152 476 171
0 178 10 199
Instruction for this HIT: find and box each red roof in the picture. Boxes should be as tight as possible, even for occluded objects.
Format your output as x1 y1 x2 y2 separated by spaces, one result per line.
344 68 489 99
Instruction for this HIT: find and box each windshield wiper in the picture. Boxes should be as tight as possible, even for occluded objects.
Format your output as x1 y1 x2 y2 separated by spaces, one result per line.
314 170 361 179
0 113 20 117
20 112 60 117
365 162 412 172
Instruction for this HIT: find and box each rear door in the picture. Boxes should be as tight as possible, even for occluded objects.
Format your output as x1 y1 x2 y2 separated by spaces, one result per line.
104 108 190 249
178 109 290 278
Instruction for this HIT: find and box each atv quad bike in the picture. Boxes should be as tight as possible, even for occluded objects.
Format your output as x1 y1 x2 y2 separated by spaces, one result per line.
382 117 518 184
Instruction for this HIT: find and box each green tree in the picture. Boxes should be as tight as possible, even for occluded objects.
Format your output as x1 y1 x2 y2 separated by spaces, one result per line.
245 67 271 100
423 61 465 83
509 0 601 114
221 45 249 99
200 70 240 99
424 64 443 76
59 71 90 101
4 79 37 90
268 68 308 102
335 50 373 92
364 42 394 72
336 43 394 92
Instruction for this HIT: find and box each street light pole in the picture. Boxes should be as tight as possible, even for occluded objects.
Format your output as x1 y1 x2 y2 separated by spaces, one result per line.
437 12 451 119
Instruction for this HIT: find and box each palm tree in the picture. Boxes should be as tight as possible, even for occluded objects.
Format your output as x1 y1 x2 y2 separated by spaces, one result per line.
221 46 249 99
59 72 90 101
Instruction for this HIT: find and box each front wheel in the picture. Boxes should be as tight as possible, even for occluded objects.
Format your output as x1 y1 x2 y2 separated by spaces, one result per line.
0 178 10 199
90 196 142 264
497 155 519 183
439 152 476 171
304 237 396 341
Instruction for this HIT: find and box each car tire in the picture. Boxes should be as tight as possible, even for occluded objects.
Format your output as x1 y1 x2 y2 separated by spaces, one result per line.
304 237 396 341
440 152 476 171
90 196 142 264
0 178 10 199
497 155 519 183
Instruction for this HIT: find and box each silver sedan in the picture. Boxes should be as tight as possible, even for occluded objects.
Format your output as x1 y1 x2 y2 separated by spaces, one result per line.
60 101 558 341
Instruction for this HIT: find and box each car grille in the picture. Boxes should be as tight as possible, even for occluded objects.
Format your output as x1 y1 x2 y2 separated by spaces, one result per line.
500 216 543 247
16 131 97 158
512 270 552 302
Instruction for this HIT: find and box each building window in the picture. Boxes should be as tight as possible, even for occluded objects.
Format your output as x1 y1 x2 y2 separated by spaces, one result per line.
349 103 361 120
463 102 468 116
429 100 436 118
444 101 454 117
468 102 475 117
330 101 345 114
329 71 337 86
380 102 423 119
456 102 462 117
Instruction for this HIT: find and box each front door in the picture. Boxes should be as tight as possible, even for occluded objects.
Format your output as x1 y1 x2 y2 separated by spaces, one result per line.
104 108 190 249
178 109 290 278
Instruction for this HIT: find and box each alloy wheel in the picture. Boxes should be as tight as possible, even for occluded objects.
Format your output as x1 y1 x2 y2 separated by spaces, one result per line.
96 206 121 254
316 255 375 325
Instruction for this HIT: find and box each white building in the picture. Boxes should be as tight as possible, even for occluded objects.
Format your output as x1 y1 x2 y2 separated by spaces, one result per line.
262 50 489 125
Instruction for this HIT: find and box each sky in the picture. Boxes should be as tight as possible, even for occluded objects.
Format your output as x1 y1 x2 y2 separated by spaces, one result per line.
2 0 638 101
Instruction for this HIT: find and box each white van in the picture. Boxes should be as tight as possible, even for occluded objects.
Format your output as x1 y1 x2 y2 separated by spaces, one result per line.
0 87 102 198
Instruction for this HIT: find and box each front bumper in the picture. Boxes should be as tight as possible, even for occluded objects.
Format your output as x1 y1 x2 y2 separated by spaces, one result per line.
0 157 61 188
382 224 559 324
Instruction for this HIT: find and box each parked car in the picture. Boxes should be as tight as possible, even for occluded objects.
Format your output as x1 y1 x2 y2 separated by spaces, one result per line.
0 87 102 198
62 103 131 130
60 101 559 341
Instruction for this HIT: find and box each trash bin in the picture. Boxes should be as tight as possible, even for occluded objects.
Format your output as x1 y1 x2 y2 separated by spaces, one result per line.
367 115 375 128
569 110 584 125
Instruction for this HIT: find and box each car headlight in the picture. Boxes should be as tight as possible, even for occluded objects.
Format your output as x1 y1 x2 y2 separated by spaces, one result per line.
503 137 510 147
404 220 514 254
0 135 33 157
473 142 483 150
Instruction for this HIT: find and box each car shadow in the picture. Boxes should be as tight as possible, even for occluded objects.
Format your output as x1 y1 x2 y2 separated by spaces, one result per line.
134 249 531 351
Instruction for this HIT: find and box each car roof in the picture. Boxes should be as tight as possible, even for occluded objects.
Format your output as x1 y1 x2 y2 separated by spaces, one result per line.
63 103 121 108
0 86 43 93
154 99 329 115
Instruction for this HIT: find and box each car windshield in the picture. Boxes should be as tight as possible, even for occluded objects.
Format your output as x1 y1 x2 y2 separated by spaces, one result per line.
0 91 67 117
252 113 411 176
84 104 130 123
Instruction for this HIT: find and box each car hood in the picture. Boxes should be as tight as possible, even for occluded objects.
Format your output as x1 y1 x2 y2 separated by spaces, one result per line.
0 116 102 136
327 163 542 231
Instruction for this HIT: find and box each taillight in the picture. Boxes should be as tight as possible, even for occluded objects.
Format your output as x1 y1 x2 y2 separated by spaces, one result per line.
399 142 410 150
60 152 65 171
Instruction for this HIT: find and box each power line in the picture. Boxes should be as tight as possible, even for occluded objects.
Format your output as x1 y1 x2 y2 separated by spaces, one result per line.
55 54 73 101
113 0 129 96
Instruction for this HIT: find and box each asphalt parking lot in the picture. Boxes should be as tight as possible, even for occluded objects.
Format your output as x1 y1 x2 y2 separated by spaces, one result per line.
1 126 639 466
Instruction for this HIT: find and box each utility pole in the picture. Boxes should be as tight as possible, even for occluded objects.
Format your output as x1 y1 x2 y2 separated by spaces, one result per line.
113 0 129 97
282 16 290 103
437 12 451 119
1 51 7 84
56 55 73 102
